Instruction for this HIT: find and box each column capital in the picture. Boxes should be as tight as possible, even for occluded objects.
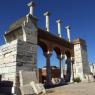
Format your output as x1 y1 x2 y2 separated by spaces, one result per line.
65 25 71 29
57 54 65 60
44 11 51 16
44 51 52 58
27 1 35 7
56 19 62 23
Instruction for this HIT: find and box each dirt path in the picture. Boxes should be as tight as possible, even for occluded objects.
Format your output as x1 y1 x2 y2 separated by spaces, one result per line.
46 82 95 95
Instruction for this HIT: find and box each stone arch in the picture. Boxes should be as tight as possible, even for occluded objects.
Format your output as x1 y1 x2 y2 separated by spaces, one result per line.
38 41 48 53
53 46 61 56
65 50 71 58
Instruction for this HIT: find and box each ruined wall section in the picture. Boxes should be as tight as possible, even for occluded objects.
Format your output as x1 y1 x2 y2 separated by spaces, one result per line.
5 28 23 43
0 40 18 84
73 39 90 81
0 16 38 87
74 44 84 79
0 39 37 85
81 44 90 74
16 40 37 73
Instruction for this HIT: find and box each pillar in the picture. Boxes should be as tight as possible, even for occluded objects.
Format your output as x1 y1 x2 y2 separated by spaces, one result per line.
73 38 91 81
44 12 51 32
57 54 64 79
65 26 71 42
57 54 65 85
27 1 35 16
44 51 52 86
56 19 62 38
70 57 74 82
65 57 71 82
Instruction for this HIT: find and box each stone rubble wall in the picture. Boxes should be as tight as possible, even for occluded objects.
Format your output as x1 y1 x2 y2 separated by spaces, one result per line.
0 40 18 84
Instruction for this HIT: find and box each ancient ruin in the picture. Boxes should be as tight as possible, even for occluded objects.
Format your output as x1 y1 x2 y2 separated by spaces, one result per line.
0 1 93 95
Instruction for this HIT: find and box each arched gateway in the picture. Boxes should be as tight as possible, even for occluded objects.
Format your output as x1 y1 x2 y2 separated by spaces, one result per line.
0 1 91 94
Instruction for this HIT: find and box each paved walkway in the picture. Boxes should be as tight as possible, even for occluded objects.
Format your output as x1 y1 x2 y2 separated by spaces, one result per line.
46 82 95 95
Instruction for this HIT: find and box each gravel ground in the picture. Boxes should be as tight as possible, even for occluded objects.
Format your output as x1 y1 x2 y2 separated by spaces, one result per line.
45 82 95 95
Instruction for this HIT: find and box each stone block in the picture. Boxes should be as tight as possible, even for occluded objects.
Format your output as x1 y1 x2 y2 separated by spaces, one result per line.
88 75 95 82
20 84 34 95
30 81 46 95
36 83 46 94
30 81 42 94
19 70 38 87
52 78 61 85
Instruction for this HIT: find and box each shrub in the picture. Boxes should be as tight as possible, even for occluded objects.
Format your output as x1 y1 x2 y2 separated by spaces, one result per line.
73 77 81 83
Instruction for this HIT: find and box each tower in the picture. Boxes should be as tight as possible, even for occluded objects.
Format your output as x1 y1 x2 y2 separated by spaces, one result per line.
73 38 90 81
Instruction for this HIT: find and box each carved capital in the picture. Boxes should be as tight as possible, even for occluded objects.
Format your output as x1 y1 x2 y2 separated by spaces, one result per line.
44 51 52 58
57 54 64 60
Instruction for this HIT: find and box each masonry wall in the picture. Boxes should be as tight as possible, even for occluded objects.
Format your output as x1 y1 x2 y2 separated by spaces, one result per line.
0 40 18 85
90 64 95 76
5 28 23 43
0 39 37 86
74 42 90 81
16 40 37 73
0 17 38 89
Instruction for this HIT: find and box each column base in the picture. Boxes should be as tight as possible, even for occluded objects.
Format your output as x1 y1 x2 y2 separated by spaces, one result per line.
59 78 65 85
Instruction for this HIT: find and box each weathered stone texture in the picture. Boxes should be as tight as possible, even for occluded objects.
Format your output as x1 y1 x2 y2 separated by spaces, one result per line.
0 14 39 94
16 40 37 73
74 40 91 81
0 40 18 84
0 39 37 83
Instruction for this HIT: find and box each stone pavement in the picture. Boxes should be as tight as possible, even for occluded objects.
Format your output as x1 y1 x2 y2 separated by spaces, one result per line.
45 82 95 95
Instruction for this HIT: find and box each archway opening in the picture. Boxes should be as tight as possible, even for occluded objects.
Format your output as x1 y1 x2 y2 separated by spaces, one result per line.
37 46 46 68
51 50 59 68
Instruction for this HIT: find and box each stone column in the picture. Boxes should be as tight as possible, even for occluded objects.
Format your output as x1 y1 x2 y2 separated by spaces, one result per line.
44 51 52 86
27 1 35 16
57 54 64 79
44 12 51 32
56 19 62 38
57 54 65 85
65 26 71 42
70 57 74 83
65 58 71 82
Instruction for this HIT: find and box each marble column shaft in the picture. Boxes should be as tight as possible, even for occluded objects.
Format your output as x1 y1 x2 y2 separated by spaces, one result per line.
44 52 52 85
57 54 64 79
44 12 51 32
56 19 62 38
27 1 35 16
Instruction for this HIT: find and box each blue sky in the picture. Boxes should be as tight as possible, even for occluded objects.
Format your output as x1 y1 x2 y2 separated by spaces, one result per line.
0 0 95 68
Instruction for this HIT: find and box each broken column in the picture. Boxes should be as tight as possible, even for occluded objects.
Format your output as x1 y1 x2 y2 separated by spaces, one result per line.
65 26 71 42
44 12 51 32
56 19 62 38
27 1 35 16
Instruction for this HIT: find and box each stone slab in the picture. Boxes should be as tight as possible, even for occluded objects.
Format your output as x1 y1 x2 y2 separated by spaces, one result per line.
19 70 38 86
20 84 34 95
30 81 46 95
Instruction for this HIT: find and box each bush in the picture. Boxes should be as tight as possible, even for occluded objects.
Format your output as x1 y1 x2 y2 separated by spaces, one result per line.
73 77 81 83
